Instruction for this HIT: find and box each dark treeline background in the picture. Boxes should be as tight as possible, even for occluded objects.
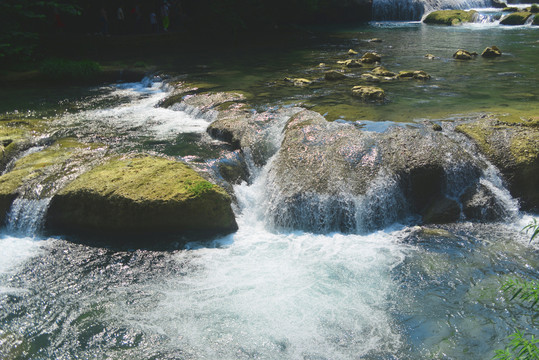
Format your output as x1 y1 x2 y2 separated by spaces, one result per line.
0 0 372 65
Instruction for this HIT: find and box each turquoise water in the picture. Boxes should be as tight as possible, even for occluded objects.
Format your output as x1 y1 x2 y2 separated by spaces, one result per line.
0 21 538 359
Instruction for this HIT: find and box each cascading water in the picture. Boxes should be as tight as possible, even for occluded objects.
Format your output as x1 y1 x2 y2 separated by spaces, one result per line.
6 198 52 237
372 0 494 21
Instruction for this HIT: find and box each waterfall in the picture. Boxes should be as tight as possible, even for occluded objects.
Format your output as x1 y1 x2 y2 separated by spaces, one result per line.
372 0 494 21
6 198 52 237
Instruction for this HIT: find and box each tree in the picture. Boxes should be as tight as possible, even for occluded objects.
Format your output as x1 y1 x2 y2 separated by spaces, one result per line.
0 0 80 62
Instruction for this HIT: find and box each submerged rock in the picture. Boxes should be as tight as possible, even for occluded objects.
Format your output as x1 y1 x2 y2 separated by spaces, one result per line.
423 10 478 26
351 85 385 101
456 116 539 211
481 46 502 58
46 156 238 241
500 11 532 25
453 49 475 60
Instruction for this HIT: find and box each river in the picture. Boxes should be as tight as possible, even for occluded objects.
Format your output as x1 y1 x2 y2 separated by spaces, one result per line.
0 12 538 360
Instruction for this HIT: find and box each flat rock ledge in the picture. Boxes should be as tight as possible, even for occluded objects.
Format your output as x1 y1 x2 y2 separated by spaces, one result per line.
45 156 238 242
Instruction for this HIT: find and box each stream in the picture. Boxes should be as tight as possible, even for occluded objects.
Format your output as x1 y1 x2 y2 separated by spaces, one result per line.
0 12 538 360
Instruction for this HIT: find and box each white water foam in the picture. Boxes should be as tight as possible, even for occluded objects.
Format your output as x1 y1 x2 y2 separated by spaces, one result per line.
0 235 43 295
59 78 211 141
103 159 411 358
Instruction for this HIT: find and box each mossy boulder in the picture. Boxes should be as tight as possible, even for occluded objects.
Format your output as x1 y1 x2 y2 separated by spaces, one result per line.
456 116 539 211
533 14 539 25
502 7 519 12
423 10 478 26
371 66 396 77
360 52 381 64
360 73 381 82
453 49 475 60
351 85 385 101
397 70 431 80
481 46 502 58
337 59 363 68
500 11 532 25
46 156 238 241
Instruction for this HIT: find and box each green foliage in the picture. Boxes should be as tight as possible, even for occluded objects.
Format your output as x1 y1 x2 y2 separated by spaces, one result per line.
523 219 539 244
493 220 539 360
502 277 539 308
530 4 539 13
39 58 101 80
493 331 539 360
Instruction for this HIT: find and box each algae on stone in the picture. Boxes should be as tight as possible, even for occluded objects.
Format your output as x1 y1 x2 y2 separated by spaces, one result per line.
46 156 238 240
500 11 532 25
456 116 539 211
423 10 478 26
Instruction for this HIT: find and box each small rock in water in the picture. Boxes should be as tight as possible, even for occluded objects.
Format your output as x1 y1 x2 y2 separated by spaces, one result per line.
337 59 363 68
424 54 437 60
325 70 347 81
284 77 312 86
351 85 385 101
348 49 359 55
453 49 475 60
397 70 431 80
368 38 383 43
360 73 381 83
372 66 396 77
481 46 502 58
360 52 381 64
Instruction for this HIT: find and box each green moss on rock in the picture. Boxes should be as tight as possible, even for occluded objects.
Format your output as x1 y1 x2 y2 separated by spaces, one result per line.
456 116 539 211
45 156 238 241
423 10 478 26
0 139 94 225
500 11 532 25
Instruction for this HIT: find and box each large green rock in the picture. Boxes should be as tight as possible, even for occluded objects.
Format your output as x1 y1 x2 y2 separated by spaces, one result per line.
423 10 478 26
456 116 539 211
500 11 532 25
45 156 238 240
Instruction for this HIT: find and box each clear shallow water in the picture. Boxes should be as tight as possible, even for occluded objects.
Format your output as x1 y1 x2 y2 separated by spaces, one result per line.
0 21 538 359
